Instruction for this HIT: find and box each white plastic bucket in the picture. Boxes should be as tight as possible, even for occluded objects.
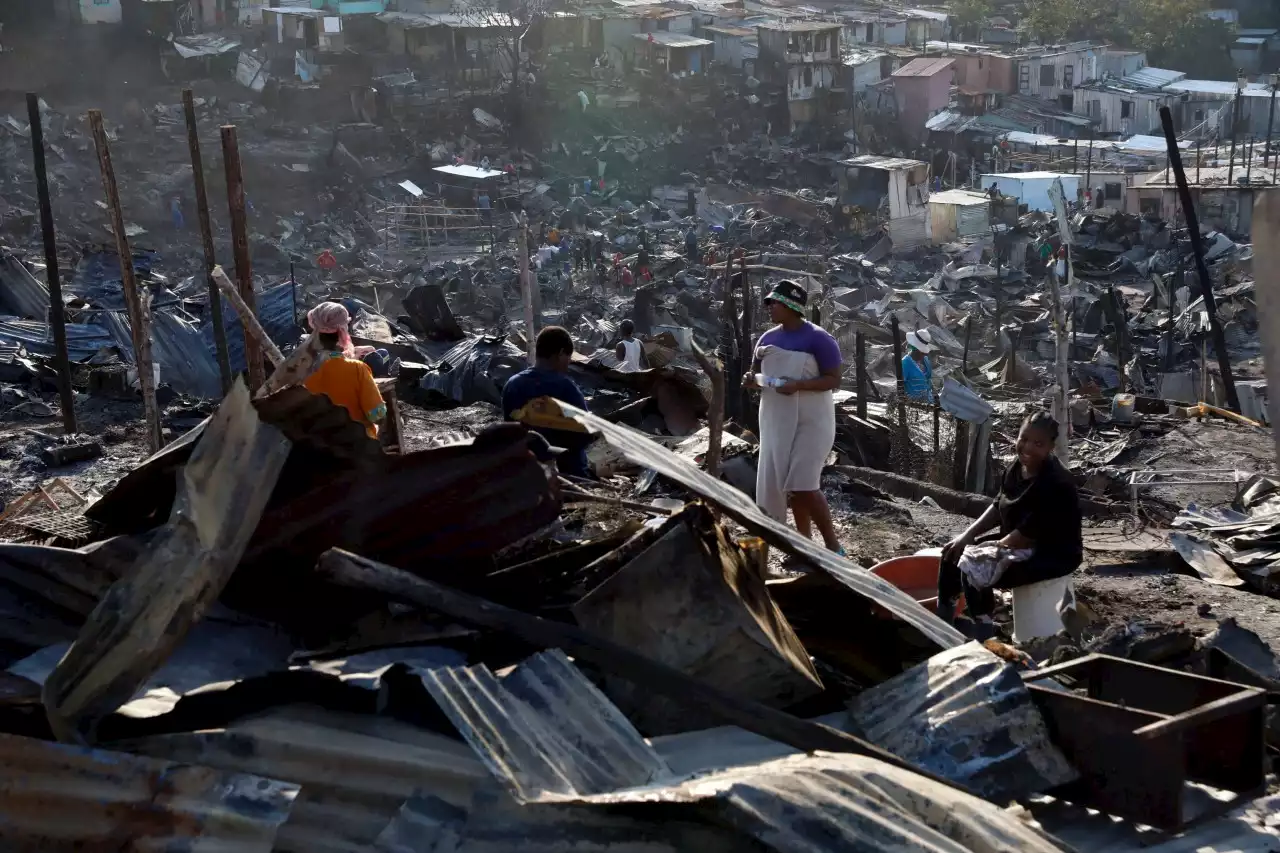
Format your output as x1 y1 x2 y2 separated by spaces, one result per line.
1111 393 1135 423
1011 576 1074 642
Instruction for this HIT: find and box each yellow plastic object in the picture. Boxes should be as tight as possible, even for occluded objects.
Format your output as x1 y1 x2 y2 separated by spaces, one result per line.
511 396 590 433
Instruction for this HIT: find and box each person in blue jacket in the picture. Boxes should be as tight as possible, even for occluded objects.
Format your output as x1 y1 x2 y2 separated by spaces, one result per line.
902 329 937 403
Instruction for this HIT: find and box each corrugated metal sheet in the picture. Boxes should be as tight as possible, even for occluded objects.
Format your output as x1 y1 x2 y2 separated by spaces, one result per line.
849 643 1078 801
205 282 300 374
0 317 115 361
418 649 671 802
892 56 955 77
1025 792 1280 852
0 731 297 850
939 377 994 423
562 406 966 650
116 706 487 853
67 249 157 309
572 752 1069 852
957 202 991 239
888 213 929 250
0 252 50 320
101 306 224 398
420 335 527 405
1117 66 1185 89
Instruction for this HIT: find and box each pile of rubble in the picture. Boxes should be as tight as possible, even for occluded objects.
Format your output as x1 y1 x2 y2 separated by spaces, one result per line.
0 369 1276 851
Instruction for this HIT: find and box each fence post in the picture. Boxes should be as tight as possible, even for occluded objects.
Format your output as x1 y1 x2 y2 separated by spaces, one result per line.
854 331 867 420
891 317 909 472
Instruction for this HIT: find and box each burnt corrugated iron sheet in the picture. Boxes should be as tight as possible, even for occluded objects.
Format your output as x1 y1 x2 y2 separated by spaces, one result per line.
562 407 966 650
0 252 50 320
420 335 527 405
240 422 561 571
0 318 115 361
0 730 297 850
116 706 487 853
100 306 225 398
88 386 382 533
205 282 300 373
418 649 672 801
849 642 1078 802
67 248 157 309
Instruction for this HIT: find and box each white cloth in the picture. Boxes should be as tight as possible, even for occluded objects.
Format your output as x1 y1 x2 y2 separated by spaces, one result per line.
958 543 1034 589
754 344 836 522
616 338 643 373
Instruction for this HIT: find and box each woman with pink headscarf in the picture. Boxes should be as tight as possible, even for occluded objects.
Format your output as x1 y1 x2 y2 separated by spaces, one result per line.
303 301 385 438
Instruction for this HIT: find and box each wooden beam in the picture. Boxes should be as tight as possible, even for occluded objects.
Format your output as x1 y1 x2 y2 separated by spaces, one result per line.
88 109 161 453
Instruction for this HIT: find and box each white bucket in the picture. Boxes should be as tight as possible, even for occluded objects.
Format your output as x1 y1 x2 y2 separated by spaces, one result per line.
1111 393 1135 423
1011 576 1074 643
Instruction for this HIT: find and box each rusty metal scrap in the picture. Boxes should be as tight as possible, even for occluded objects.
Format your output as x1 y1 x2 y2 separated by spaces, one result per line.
42 379 292 743
0 731 297 851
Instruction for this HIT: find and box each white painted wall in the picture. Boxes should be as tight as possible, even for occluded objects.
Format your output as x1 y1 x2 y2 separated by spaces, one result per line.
81 0 122 24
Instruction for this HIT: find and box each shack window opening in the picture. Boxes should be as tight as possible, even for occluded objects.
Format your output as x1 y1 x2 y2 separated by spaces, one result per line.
803 66 813 86
1121 100 1134 119
1040 64 1055 86
1105 182 1122 200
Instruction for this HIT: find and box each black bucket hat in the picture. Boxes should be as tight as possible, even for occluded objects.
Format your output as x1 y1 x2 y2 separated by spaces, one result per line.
764 280 808 316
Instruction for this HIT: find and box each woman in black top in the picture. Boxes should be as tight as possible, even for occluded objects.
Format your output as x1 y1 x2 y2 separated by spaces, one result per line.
937 411 1083 636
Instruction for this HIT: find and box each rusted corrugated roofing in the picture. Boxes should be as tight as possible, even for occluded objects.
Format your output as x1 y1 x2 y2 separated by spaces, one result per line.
892 56 955 77
0 731 298 850
418 649 671 802
114 705 487 853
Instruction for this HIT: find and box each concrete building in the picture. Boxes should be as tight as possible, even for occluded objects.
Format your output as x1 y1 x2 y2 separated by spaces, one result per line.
1013 42 1102 109
891 56 954 141
756 20 844 127
837 155 931 247
980 171 1081 212
1073 67 1185 136
926 42 1015 95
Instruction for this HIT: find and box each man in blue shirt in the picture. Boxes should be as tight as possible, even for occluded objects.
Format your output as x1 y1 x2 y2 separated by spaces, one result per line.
902 329 936 403
502 326 592 478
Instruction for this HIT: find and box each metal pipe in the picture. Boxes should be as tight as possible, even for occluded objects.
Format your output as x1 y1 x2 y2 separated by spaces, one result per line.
89 109 162 452
27 93 76 436
1158 106 1240 412
1266 74 1278 170
183 89 232 394
220 125 265 392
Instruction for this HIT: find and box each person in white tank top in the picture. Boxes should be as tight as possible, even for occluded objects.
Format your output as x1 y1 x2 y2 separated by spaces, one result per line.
615 319 644 373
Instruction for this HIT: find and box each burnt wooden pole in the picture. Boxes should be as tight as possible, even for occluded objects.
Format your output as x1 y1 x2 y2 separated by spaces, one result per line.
27 93 76 435
854 331 868 419
183 90 232 394
890 316 909 468
89 109 162 452
220 125 265 393
961 315 972 372
1158 107 1240 412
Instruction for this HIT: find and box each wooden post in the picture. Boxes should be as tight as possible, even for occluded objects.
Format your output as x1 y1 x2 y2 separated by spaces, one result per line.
27 93 76 435
854 331 868 420
519 210 535 362
89 109 161 453
1252 191 1280 464
891 317 909 468
1158 107 1240 412
220 125 265 393
691 343 723 478
933 399 941 453
961 315 972 372
210 265 285 367
183 90 232 394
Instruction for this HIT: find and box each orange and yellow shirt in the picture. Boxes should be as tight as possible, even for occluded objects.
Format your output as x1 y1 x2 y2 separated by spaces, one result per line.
303 352 386 439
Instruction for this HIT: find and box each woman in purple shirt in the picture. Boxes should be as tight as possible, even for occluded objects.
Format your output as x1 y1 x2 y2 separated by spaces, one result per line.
743 280 845 556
